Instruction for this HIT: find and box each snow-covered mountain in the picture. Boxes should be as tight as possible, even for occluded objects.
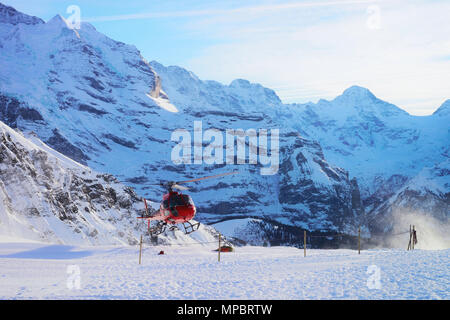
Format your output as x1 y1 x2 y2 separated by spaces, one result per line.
369 159 449 234
0 3 366 244
0 2 43 25
150 62 449 198
278 87 449 198
0 119 142 244
0 120 221 245
0 3 447 244
150 63 449 235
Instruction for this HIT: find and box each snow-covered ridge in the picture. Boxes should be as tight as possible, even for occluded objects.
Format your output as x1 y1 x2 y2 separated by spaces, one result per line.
0 3 43 25
0 120 142 244
433 99 450 117
150 61 282 113
369 160 450 234
0 120 221 246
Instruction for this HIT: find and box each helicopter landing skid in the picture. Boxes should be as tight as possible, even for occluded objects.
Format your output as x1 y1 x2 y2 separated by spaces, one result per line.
148 221 200 236
149 221 167 236
183 221 201 235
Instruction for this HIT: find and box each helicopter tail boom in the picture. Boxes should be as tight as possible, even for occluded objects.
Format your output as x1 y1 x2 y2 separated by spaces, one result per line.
137 210 165 221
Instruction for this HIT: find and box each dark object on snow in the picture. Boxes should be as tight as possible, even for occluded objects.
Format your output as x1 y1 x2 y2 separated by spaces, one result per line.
158 250 165 255
408 225 418 250
215 246 234 252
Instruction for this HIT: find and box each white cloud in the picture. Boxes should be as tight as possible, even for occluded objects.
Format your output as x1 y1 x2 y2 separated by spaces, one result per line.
183 0 450 115
82 0 379 22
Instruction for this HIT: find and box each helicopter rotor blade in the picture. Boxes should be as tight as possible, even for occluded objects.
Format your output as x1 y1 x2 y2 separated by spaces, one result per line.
176 171 239 185
172 184 189 190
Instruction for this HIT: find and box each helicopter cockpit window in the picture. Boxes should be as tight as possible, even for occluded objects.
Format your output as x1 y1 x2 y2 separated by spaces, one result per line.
182 195 194 206
162 200 169 209
169 195 186 208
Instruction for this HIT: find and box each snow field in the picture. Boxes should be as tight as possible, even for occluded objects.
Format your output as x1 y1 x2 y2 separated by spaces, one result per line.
0 241 448 300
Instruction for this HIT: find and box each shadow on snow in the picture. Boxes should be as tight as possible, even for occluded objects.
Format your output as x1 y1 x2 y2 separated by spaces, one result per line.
0 245 93 260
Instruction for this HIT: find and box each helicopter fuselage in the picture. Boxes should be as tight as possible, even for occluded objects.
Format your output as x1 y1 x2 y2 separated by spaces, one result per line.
147 191 196 224
138 171 237 235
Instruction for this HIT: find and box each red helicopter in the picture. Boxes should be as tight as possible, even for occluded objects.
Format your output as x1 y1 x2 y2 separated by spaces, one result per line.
138 171 238 236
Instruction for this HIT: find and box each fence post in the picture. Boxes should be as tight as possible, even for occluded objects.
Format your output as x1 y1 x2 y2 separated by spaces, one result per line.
218 233 221 262
407 225 412 250
139 235 143 265
358 226 361 254
304 230 306 257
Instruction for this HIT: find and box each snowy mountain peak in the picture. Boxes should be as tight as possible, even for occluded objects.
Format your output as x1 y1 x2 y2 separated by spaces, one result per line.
230 78 252 88
331 85 409 117
0 2 44 25
228 78 282 105
150 61 200 82
46 14 70 28
150 61 282 112
44 14 81 37
433 99 450 117
338 85 377 102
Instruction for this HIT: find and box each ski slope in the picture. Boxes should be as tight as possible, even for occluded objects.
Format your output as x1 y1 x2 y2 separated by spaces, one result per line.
0 240 448 299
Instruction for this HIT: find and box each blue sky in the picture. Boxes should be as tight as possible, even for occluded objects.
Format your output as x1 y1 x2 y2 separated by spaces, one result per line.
3 0 450 115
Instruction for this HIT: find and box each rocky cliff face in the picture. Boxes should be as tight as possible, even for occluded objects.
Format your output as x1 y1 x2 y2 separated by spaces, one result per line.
0 9 167 164
0 120 222 245
0 120 146 244
0 3 44 25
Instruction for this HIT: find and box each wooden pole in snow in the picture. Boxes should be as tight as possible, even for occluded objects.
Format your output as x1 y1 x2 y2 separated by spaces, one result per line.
139 235 143 265
407 225 412 251
218 233 221 262
358 226 361 254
